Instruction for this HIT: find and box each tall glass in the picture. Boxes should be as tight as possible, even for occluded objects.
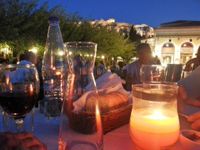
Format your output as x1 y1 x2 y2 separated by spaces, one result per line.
59 42 103 150
130 83 180 149
0 64 39 132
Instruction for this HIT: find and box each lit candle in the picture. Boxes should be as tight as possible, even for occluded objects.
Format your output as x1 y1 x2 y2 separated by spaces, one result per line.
130 108 180 149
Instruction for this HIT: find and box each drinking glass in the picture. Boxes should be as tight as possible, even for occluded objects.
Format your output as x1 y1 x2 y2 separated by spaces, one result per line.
140 65 166 83
130 83 180 149
0 64 39 132
58 42 103 150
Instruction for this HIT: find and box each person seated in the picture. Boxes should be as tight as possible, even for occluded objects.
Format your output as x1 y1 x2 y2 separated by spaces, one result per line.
178 66 200 131
0 132 46 150
18 51 37 66
184 46 200 71
10 51 38 83
124 43 154 91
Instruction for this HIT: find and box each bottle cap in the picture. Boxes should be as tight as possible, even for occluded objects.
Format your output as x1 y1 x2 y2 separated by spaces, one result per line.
48 16 59 24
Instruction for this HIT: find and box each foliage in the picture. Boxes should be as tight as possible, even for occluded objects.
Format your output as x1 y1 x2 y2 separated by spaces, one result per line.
129 25 142 44
63 22 135 62
0 0 139 63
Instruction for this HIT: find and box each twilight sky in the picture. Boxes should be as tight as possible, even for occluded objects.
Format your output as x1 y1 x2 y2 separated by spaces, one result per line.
40 0 200 27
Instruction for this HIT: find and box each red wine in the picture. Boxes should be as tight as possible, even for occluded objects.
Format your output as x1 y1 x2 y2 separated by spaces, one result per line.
0 92 37 118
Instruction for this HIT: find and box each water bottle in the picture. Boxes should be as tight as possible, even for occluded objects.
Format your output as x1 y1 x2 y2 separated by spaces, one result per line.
41 16 66 117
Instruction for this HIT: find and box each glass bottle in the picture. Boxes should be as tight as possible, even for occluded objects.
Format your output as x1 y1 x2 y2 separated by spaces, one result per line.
41 16 66 117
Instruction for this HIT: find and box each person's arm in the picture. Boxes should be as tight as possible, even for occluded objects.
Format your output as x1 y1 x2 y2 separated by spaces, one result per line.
178 86 200 107
188 112 200 131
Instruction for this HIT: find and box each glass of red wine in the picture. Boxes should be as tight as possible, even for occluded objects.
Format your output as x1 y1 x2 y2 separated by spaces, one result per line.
0 64 39 132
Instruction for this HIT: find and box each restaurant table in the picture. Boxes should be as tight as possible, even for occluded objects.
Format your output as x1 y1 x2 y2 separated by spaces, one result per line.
0 104 198 150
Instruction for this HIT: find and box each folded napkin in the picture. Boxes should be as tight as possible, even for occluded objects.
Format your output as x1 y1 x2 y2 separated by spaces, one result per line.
73 72 130 112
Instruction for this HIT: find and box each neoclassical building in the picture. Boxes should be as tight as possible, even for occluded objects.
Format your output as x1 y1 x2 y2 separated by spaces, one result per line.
149 21 200 65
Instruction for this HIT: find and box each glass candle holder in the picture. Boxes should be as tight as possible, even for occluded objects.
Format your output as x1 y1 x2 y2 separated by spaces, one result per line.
130 83 180 150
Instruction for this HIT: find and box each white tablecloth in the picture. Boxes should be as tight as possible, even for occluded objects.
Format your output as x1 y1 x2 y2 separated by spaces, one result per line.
0 104 198 150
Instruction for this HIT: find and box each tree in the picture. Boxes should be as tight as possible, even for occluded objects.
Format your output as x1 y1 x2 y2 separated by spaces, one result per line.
129 25 142 43
0 0 79 56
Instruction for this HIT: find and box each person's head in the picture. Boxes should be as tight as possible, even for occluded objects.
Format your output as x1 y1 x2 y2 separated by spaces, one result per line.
24 51 37 64
118 61 124 68
19 53 25 61
196 46 200 58
136 43 152 64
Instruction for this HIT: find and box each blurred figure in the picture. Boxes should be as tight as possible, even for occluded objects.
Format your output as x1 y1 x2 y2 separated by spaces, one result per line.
110 61 119 74
18 51 37 66
185 46 200 71
153 55 161 65
96 60 106 78
0 57 9 64
124 43 154 91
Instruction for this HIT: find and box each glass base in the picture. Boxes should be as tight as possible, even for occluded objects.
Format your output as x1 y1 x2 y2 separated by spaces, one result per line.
58 138 103 150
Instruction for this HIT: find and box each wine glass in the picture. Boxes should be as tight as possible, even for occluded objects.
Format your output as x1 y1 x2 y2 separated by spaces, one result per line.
0 64 40 132
140 65 166 83
58 42 103 150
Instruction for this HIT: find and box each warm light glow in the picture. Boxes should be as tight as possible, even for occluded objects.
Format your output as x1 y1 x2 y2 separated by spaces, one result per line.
6 76 10 85
101 55 105 59
147 110 167 120
56 71 61 76
58 51 64 56
9 84 13 92
51 79 54 85
130 108 180 149
69 51 72 55
29 47 38 54
29 84 33 95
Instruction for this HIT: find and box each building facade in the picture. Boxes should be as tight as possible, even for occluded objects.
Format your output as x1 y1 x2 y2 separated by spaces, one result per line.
89 19 154 38
153 21 200 65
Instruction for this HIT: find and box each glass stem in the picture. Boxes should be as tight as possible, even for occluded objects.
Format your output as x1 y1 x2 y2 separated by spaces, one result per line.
31 109 34 132
15 118 24 132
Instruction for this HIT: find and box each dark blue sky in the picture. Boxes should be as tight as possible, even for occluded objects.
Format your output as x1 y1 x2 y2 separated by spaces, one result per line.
40 0 200 27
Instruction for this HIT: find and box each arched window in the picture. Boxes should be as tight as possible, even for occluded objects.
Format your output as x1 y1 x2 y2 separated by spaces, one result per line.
161 43 175 65
180 42 193 64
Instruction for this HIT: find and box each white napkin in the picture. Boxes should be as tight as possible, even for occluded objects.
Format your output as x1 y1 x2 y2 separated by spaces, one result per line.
73 72 130 112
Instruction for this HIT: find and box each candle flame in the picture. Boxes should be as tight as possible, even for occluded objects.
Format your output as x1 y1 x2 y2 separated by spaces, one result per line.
6 76 10 85
148 110 167 120
56 71 61 76
29 84 33 95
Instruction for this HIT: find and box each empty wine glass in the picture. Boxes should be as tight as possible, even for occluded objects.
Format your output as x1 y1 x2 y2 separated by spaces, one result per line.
58 42 103 150
0 64 40 132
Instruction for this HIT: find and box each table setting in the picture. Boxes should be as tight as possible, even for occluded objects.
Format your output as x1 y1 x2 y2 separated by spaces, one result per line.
0 16 200 150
